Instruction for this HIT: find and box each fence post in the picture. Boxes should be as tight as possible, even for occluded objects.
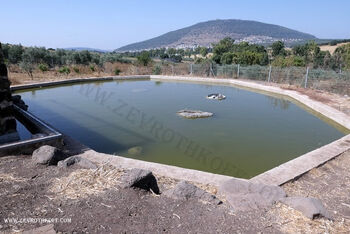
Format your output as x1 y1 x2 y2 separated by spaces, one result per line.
268 65 272 82
237 64 240 78
171 65 174 75
304 67 309 88
210 63 215 77
190 64 193 75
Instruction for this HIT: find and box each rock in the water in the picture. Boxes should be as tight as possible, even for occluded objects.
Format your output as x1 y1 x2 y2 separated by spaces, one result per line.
120 168 160 194
127 146 142 155
219 178 286 211
32 145 67 165
280 196 332 219
177 110 213 119
206 93 226 100
57 156 97 169
163 181 222 205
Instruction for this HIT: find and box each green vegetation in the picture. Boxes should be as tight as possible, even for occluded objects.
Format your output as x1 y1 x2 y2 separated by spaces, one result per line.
211 37 268 66
58 66 70 75
137 51 151 66
89 65 95 72
38 63 48 72
73 67 80 73
2 37 349 78
152 65 162 75
114 68 121 75
334 43 350 70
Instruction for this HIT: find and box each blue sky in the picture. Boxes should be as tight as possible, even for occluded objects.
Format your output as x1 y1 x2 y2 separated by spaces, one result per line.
1 0 349 50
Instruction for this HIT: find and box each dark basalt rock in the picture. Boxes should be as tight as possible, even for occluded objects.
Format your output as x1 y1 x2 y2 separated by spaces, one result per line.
0 43 19 144
120 168 160 194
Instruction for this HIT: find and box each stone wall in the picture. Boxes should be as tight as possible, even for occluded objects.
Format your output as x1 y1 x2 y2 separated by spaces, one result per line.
0 43 19 144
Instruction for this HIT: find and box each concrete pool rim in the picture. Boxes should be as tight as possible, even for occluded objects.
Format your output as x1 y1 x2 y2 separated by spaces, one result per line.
10 75 350 186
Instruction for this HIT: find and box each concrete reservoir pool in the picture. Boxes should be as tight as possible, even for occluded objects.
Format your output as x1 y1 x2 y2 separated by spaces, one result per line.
16 80 346 178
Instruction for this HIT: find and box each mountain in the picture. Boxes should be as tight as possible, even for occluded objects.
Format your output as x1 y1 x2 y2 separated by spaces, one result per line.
63 47 110 53
116 19 316 52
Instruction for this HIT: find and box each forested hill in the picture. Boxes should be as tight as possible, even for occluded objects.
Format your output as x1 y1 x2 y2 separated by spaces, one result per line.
116 19 316 51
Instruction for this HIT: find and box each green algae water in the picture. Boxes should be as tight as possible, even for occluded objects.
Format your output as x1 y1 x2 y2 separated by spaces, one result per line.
16 80 346 178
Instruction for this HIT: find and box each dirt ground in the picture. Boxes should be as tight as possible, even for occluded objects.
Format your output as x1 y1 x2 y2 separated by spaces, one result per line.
0 155 280 233
0 150 349 233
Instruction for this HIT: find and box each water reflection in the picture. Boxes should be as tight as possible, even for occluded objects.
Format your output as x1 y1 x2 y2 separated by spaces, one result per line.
267 96 290 110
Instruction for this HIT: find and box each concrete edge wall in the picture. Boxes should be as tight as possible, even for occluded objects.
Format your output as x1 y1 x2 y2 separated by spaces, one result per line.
10 75 150 91
79 150 246 187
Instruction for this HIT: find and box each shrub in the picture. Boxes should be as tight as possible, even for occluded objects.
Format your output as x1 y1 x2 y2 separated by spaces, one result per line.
152 65 162 75
73 67 80 73
58 66 70 75
89 65 95 72
114 68 121 75
137 51 151 66
38 63 48 72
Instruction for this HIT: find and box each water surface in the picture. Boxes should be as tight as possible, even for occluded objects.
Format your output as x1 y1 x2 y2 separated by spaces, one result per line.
16 80 345 178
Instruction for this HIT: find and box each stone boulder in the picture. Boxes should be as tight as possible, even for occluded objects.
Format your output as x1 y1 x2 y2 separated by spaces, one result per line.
163 181 222 205
219 178 286 211
177 110 213 119
280 196 332 220
57 156 97 169
120 168 160 194
32 145 67 165
12 95 28 110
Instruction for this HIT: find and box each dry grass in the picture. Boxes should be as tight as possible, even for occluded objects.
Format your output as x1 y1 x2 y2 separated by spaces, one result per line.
268 203 350 233
0 172 27 183
281 85 333 103
50 165 124 200
320 43 349 54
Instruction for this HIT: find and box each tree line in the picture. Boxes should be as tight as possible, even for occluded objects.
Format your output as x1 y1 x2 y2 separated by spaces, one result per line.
210 37 349 71
1 43 131 77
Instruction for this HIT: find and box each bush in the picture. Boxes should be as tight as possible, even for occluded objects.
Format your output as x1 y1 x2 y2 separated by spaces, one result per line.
58 66 70 75
114 68 121 75
89 65 95 72
38 63 48 72
73 67 80 73
137 51 151 66
152 65 162 75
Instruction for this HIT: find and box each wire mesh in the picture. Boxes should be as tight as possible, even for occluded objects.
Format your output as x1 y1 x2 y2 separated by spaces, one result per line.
171 63 350 95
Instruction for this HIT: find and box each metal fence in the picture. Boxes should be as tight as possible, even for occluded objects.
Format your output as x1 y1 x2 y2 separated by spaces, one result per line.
159 63 350 96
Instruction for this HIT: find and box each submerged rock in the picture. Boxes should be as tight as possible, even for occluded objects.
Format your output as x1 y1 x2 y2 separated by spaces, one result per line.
120 168 160 194
163 181 222 205
177 110 213 119
32 145 67 165
206 93 226 100
128 146 142 155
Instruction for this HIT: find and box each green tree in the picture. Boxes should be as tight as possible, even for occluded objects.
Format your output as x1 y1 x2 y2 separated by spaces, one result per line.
271 41 286 57
200 47 208 57
212 37 235 63
137 51 151 66
8 44 24 64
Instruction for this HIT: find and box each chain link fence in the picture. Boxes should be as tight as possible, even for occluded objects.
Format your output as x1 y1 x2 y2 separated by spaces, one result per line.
158 63 350 96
